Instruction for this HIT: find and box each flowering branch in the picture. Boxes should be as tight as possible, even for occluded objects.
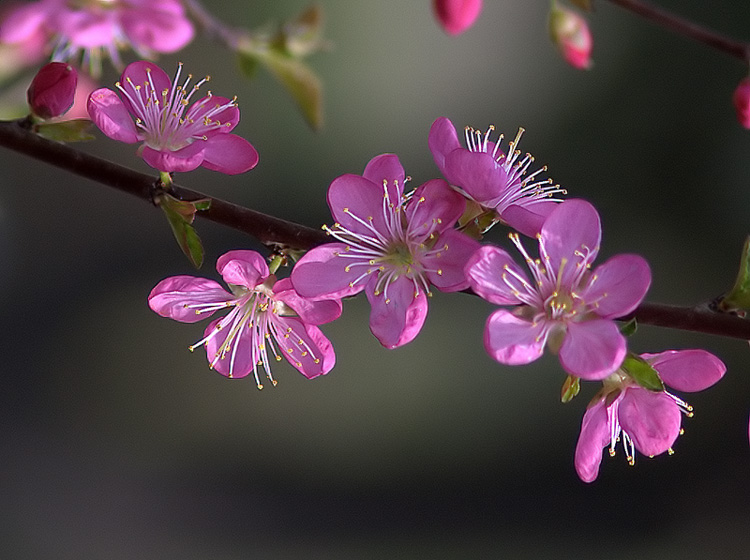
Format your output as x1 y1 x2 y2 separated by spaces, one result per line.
605 0 750 61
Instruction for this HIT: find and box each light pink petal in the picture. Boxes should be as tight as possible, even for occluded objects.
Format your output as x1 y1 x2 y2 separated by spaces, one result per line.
141 142 205 172
87 88 140 143
119 60 172 115
424 228 481 291
273 278 342 325
500 201 558 238
428 117 461 173
559 319 625 380
291 243 367 300
484 309 547 365
327 173 390 236
581 254 651 319
186 95 240 135
0 2 51 43
120 7 194 53
619 387 682 457
216 250 269 288
365 275 428 349
362 153 405 201
273 316 336 378
465 245 525 306
541 199 601 279
148 276 231 323
444 148 506 205
200 134 258 174
409 179 465 237
55 10 115 48
204 316 257 379
642 350 726 392
574 399 610 483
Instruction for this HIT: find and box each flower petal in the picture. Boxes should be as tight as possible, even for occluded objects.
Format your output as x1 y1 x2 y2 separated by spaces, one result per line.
444 148 506 206
465 245 525 306
424 228 481 291
203 316 257 379
148 276 231 323
365 275 428 348
574 398 610 483
274 278 342 325
87 88 140 143
409 179 465 237
362 153 405 201
500 201 557 238
327 173 390 236
216 250 269 288
201 134 259 174
581 254 651 319
541 199 601 281
120 6 194 53
185 95 240 135
619 387 682 457
428 117 461 173
642 349 726 392
559 319 625 380
291 243 367 300
272 316 336 378
119 60 172 115
483 309 547 365
141 142 205 172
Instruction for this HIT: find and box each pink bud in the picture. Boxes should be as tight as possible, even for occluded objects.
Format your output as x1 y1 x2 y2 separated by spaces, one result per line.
548 4 593 70
433 0 482 36
27 62 78 119
733 77 750 129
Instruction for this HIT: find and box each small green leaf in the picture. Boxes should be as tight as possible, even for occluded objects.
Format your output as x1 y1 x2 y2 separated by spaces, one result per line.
192 199 212 212
157 193 207 268
561 375 581 403
621 353 664 392
719 236 750 312
35 119 94 142
274 4 326 58
619 318 638 337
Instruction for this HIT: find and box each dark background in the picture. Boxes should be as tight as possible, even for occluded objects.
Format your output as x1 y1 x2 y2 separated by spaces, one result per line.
1 1 750 558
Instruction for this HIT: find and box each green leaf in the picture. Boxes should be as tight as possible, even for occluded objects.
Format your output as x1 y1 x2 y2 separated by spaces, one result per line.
619 318 638 337
157 193 209 269
621 353 664 392
561 375 581 403
35 119 95 142
719 236 750 312
274 4 326 58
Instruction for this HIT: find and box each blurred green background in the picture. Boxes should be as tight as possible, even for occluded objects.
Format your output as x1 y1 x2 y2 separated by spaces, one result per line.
2 1 750 558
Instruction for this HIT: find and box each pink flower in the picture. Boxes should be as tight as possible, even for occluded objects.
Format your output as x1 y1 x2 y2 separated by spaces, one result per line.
148 250 341 387
732 77 750 129
432 0 482 36
87 60 259 174
27 61 77 119
429 117 565 237
291 154 481 349
575 349 726 482
0 0 194 74
466 199 651 379
548 3 593 70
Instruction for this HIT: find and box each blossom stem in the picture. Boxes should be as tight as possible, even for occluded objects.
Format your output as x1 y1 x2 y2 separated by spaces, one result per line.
605 0 750 61
1 118 749 341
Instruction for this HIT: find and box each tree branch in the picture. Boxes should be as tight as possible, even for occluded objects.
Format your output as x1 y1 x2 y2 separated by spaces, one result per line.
604 0 750 61
0 119 748 340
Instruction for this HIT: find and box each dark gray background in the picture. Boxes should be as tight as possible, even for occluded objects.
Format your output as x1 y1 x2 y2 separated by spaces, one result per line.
1 1 749 558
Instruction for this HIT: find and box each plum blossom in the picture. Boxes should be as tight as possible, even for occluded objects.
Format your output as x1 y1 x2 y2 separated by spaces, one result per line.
87 60 259 174
148 250 341 387
0 0 194 75
575 349 726 482
548 2 593 70
429 117 565 237
466 199 651 379
291 154 481 349
432 0 483 36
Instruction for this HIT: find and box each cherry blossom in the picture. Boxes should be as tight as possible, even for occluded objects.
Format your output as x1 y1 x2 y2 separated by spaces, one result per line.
87 60 258 174
148 250 341 387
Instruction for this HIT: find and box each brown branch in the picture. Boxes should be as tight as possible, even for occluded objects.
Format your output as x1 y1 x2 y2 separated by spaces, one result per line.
1 119 749 340
605 0 750 62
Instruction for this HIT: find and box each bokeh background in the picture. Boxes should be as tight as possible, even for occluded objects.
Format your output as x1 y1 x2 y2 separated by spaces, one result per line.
2 1 750 558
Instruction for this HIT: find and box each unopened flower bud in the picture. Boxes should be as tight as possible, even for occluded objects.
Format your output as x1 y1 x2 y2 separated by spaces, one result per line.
733 77 750 129
548 3 593 70
432 0 482 36
27 62 78 119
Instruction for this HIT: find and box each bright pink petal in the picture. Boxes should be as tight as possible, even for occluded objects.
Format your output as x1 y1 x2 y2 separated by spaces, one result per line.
216 250 269 288
465 245 525 306
273 316 336 378
148 276 231 323
200 134 259 174
120 7 194 53
203 316 257 379
424 228 481 291
559 319 625 380
581 254 651 319
642 350 726 392
365 275 428 349
428 117 461 173
541 199 601 279
409 179 465 238
87 88 140 143
574 399 610 483
186 95 240 135
291 243 367 300
444 148 506 205
327 174 389 236
619 387 682 457
433 0 483 35
119 60 172 115
274 278 342 325
483 309 547 365
500 201 557 238
362 153 405 201
141 142 205 172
